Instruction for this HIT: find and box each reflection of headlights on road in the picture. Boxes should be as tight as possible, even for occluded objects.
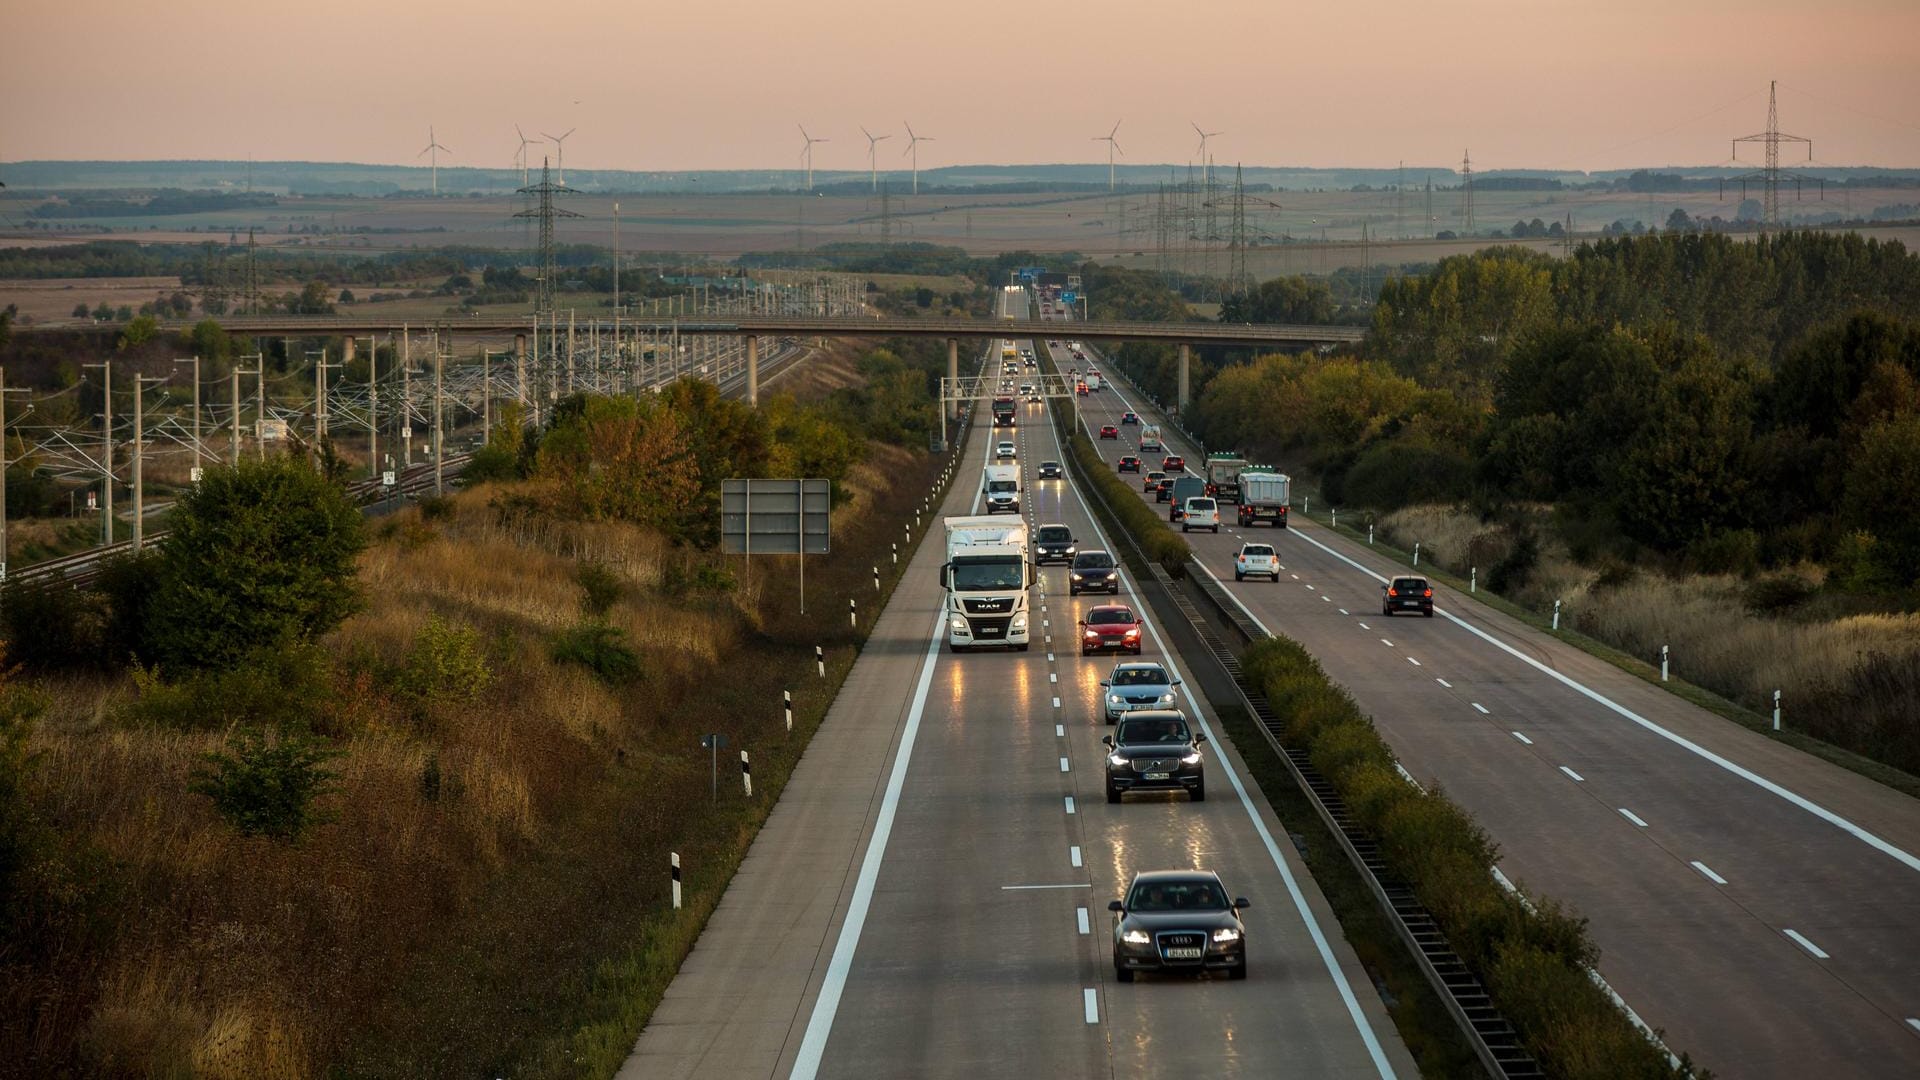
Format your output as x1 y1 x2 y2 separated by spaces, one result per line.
1182 751 1203 765
950 618 967 632
1108 753 1128 768
1122 929 1151 945
1212 928 1240 943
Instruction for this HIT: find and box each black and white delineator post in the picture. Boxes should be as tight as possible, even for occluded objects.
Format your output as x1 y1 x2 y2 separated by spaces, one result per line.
671 852 682 910
741 750 753 797
816 645 825 677
784 690 794 732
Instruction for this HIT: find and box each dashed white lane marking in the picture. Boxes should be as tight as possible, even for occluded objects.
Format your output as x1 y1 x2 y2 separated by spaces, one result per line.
1472 703 1490 714
1290 573 1300 579
1691 860 1727 885
1070 845 1084 868
1783 929 1829 960
1305 584 1316 591
1050 672 1058 683
1407 656 1421 666
1059 756 1071 773
1047 653 1055 662
1338 608 1349 615
1560 766 1585 782
1077 907 1091 935
1436 678 1452 688
1055 724 1065 737
1084 987 1099 1024
1512 731 1534 745
1358 622 1371 631
1064 796 1076 815
1322 595 1332 602
1619 808 1650 828
1380 638 1395 647
1052 696 1062 709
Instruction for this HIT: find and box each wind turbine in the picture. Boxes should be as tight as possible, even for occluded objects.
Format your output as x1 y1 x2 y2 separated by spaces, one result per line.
514 125 536 186
860 126 892 192
798 125 829 191
902 123 934 195
1093 121 1124 192
544 128 576 186
1192 123 1223 188
418 126 450 195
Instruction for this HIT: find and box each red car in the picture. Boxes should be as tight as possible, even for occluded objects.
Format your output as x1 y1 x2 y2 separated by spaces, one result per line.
1080 604 1145 656
1118 455 1141 473
1162 455 1186 472
1099 424 1120 439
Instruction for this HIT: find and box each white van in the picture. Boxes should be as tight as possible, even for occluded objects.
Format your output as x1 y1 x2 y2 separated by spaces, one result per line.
983 464 1021 515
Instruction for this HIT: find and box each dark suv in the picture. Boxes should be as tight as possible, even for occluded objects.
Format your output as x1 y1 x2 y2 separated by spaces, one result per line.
1069 550 1120 595
1382 576 1434 617
1034 524 1078 565
1103 710 1205 802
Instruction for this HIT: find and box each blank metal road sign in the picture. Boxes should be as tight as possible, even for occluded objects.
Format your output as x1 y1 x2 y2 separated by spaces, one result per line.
721 478 831 555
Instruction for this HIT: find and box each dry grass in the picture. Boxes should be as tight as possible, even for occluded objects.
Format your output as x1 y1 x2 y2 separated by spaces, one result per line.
1378 503 1920 777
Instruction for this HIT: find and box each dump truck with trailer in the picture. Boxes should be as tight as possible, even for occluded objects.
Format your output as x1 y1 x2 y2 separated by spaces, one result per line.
1235 472 1291 527
1203 454 1251 503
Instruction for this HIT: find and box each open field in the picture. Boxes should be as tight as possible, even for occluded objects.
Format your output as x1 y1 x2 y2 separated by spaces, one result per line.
5 186 1915 269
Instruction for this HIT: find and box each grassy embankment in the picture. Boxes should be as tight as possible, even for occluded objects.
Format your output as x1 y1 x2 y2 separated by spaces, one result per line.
2 369 961 1077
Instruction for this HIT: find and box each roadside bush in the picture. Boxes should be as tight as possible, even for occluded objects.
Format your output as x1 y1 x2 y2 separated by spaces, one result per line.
1743 572 1818 614
0 575 96 672
124 645 333 732
395 616 492 714
1685 528 1760 576
1238 636 1689 1077
550 622 643 685
576 561 623 618
463 442 520 483
189 730 342 842
92 548 164 665
1060 427 1190 575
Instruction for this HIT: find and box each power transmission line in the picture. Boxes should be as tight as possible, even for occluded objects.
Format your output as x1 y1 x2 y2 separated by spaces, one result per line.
1727 80 1818 231
514 158 582 316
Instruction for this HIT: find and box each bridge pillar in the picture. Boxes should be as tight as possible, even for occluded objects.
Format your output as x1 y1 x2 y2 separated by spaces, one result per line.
746 335 759 406
947 338 960 420
342 336 356 364
1178 343 1191 415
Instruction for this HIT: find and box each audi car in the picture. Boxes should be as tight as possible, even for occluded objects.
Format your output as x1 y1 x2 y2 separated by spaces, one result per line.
1118 455 1142 473
1069 550 1121 595
1034 523 1078 565
1103 710 1205 800
1382 575 1435 617
1109 870 1249 981
1101 662 1181 724
1037 460 1063 480
1079 604 1144 655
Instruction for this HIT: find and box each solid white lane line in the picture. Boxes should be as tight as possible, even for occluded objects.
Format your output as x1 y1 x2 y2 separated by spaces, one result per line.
1059 756 1071 773
1276 520 1920 876
1619 808 1649 828
1691 860 1727 885
1064 796 1076 815
1056 724 1065 737
1070 845 1084 868
1083 987 1099 1024
1045 407 1399 1080
1001 883 1094 890
1560 766 1585 782
1512 731 1534 745
1783 929 1829 959
1472 703 1490 714
1407 656 1421 666
1077 907 1091 935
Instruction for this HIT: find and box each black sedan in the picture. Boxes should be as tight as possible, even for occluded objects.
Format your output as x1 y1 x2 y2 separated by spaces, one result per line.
1103 710 1205 801
1110 870 1249 982
1069 550 1121 595
1037 460 1063 480
1034 523 1078 565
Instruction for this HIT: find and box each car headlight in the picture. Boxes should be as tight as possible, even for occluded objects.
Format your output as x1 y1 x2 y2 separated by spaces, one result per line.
1071 573 1083 580
950 618 967 632
1011 614 1028 629
1108 753 1128 768
1182 751 1203 765
1211 928 1240 943
1122 929 1151 945
1107 694 1123 705
1065 546 1076 555
1159 692 1176 703
1124 628 1140 638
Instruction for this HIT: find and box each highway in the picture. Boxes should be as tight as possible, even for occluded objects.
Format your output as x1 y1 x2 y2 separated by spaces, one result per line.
622 289 1413 1079
1056 323 1920 1077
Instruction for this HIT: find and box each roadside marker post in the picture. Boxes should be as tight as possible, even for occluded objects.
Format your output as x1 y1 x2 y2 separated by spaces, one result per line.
892 542 898 565
1553 599 1562 630
784 690 794 732
1773 690 1782 731
873 566 880 592
1413 542 1421 566
1661 645 1670 682
1331 507 1337 529
816 646 825 677
849 598 857 629
671 852 682 910
1368 524 1374 545
1470 566 1477 593
741 750 753 797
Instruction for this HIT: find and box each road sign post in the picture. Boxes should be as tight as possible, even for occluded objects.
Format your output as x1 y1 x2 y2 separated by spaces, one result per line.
722 478 830 614
700 733 727 803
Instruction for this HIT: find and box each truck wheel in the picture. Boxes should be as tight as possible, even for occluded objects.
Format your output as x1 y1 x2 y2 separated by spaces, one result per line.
1016 644 1030 652
948 643 967 653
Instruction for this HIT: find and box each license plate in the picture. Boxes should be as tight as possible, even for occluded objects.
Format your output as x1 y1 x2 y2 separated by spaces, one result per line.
1144 772 1170 781
980 627 1001 635
1165 947 1202 959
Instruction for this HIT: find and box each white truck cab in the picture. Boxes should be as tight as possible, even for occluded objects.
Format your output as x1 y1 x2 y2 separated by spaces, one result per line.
940 515 1033 652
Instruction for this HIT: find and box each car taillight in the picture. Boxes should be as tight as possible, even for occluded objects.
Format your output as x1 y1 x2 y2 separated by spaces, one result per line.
1387 588 1398 597
1424 588 1433 598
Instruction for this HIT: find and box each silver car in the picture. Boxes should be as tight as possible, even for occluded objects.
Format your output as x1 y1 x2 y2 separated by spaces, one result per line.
1100 661 1181 724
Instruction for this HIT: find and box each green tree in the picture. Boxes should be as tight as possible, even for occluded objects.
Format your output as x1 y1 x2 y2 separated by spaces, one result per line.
189 730 341 842
143 455 366 673
1842 415 1920 586
1615 335 1759 551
